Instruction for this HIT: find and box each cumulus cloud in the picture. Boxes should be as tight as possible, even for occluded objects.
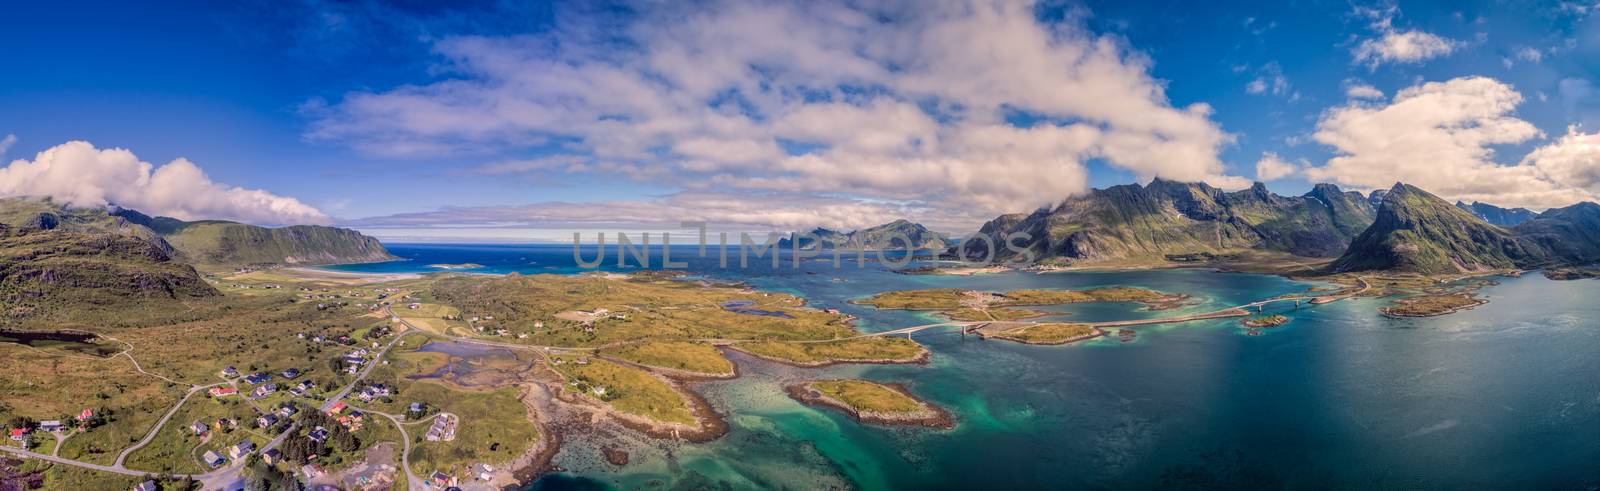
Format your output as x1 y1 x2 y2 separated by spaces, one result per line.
1345 83 1385 99
1350 6 1459 69
1254 152 1304 181
1244 62 1293 99
345 191 986 235
1306 76 1595 208
1523 127 1600 195
1515 46 1544 63
0 141 330 225
0 134 15 157
307 0 1245 224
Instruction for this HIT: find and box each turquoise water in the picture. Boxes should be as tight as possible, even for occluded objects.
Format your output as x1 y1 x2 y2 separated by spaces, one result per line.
329 245 1600 489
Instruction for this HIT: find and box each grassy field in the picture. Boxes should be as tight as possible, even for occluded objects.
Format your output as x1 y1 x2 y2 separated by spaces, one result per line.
357 334 540 478
120 394 260 474
991 323 1099 344
1003 287 1180 305
549 354 695 425
393 302 470 336
427 273 858 347
942 307 1048 322
851 288 969 309
805 380 925 414
731 337 926 366
0 343 187 464
13 460 146 490
1381 293 1486 317
601 341 734 376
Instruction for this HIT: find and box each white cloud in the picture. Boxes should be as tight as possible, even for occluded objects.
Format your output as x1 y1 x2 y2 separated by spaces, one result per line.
1243 62 1292 99
1353 30 1459 68
346 191 984 234
1306 76 1595 208
1349 6 1459 69
1515 46 1544 63
0 141 330 225
1254 152 1303 181
1523 127 1600 195
1345 84 1385 99
307 0 1244 225
0 134 15 157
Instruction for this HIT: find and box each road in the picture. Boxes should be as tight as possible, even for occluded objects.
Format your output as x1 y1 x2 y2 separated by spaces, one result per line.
0 446 176 478
114 382 228 468
321 310 410 412
366 410 433 491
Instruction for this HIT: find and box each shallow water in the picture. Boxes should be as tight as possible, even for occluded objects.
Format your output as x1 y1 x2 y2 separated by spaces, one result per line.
328 245 1600 489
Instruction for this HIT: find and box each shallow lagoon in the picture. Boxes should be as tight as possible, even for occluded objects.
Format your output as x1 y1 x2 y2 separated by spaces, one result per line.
330 244 1600 489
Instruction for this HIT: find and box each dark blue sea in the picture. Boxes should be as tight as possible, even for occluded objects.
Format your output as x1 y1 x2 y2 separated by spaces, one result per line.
325 244 1600 490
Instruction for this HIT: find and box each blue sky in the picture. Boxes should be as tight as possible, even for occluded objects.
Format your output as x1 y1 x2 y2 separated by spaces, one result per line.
2 0 1597 239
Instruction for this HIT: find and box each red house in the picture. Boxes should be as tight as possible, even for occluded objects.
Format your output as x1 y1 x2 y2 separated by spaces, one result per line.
209 387 239 397
77 408 94 421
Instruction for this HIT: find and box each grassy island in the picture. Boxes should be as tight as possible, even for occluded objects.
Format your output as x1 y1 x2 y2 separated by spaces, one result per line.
854 286 1185 322
984 323 1102 345
1380 293 1487 317
785 380 952 428
428 263 485 269
1543 267 1600 280
730 337 927 367
1241 314 1289 328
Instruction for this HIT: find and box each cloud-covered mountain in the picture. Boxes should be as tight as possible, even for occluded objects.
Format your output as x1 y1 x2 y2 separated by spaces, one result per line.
777 220 948 251
0 141 329 226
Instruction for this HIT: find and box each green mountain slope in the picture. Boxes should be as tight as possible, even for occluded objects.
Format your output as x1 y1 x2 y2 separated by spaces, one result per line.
159 221 393 267
0 198 394 268
1331 184 1547 274
0 224 218 325
0 198 173 252
780 219 948 250
1513 202 1600 266
956 179 1375 263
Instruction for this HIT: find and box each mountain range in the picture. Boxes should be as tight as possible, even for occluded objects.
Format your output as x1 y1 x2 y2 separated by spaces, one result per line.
952 179 1600 276
0 198 394 268
777 219 949 251
955 179 1377 263
1332 184 1600 274
1455 201 1537 227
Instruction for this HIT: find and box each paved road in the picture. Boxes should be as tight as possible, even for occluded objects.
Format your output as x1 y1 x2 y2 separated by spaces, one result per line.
115 382 227 468
367 410 431 491
0 445 178 478
321 307 409 412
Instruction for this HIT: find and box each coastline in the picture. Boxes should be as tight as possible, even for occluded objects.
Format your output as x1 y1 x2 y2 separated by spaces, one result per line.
721 344 932 368
285 266 421 282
